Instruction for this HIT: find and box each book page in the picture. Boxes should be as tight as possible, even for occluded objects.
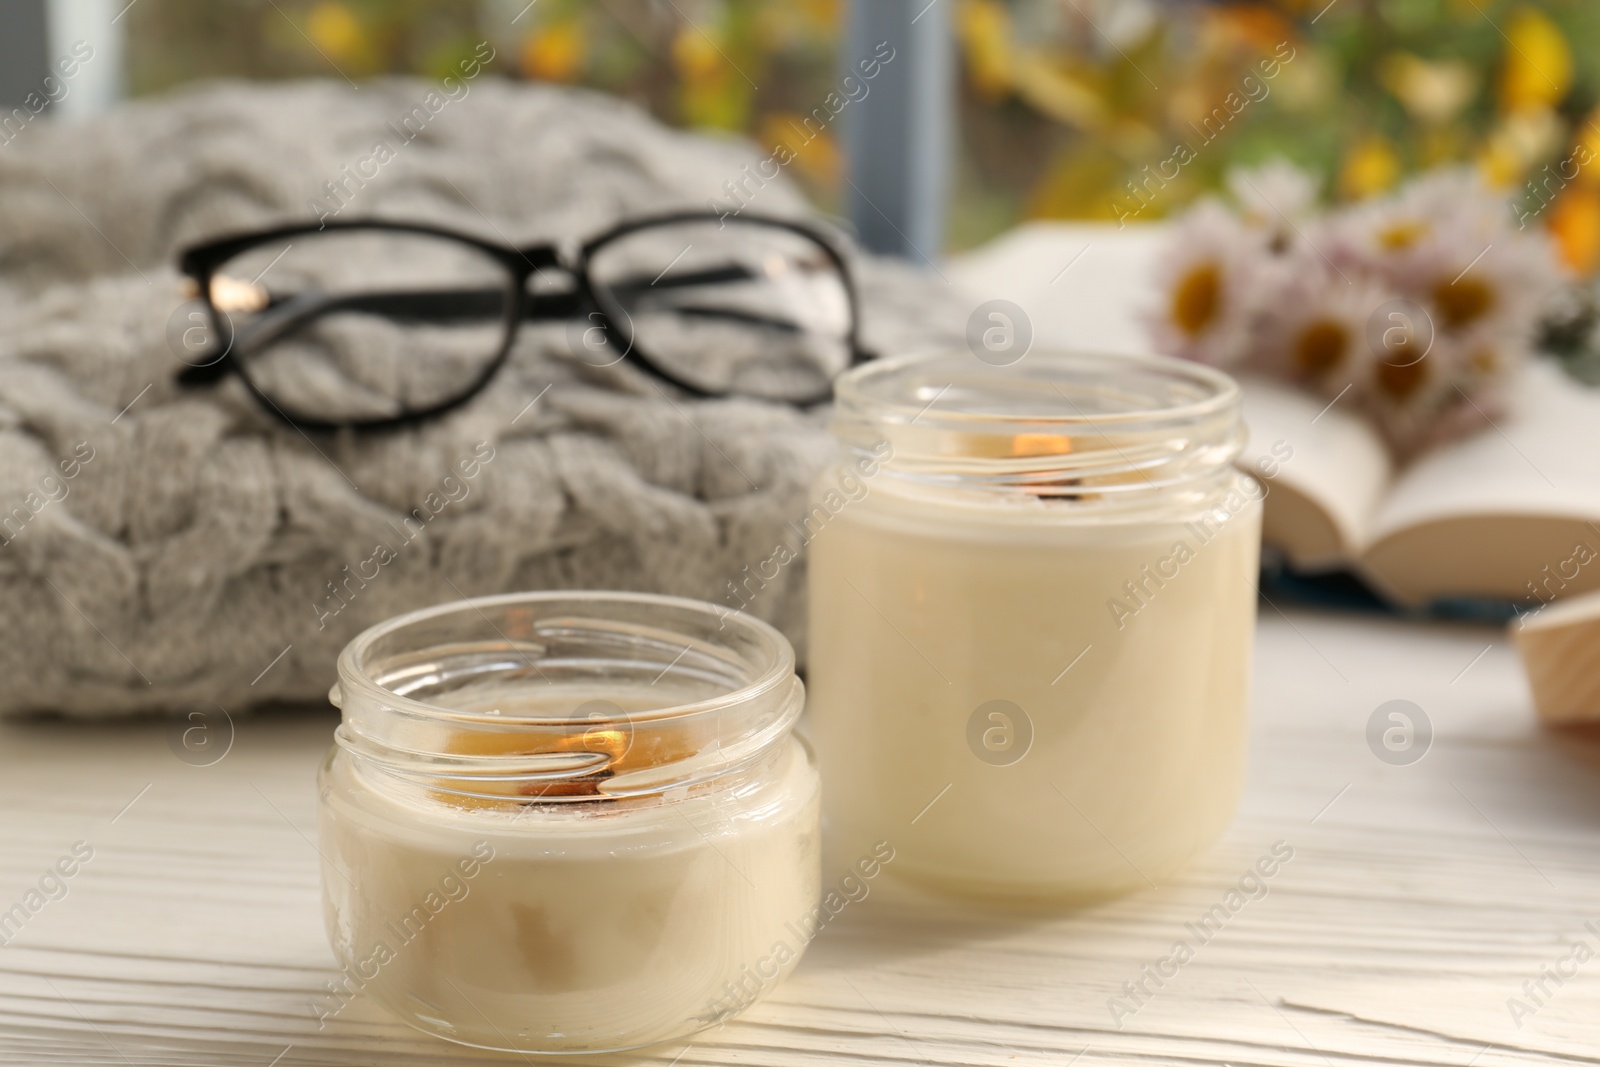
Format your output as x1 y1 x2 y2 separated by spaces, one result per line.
1370 360 1600 535
1359 360 1600 603
946 220 1165 353
1238 376 1393 567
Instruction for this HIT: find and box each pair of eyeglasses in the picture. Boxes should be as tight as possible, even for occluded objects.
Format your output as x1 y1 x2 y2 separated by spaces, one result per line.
172 212 871 433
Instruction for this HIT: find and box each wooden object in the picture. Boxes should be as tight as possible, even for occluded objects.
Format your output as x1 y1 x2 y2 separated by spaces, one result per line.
1514 589 1600 724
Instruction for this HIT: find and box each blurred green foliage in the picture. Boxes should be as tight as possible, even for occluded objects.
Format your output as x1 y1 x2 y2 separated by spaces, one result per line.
126 0 489 88
124 0 1600 262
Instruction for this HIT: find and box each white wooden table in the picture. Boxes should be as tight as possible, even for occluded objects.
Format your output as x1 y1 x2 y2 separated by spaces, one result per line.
2 608 1598 1066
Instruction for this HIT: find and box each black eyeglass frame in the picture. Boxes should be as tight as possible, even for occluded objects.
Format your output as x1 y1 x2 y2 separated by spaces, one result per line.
174 211 871 433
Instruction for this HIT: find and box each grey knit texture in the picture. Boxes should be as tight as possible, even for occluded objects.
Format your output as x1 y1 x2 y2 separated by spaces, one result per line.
0 78 961 716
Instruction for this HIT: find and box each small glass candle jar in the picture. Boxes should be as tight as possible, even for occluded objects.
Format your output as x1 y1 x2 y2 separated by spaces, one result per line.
317 592 820 1054
807 352 1260 903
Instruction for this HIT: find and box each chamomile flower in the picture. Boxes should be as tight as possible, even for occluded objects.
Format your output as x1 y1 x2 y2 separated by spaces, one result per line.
1252 260 1388 395
1338 168 1562 335
1147 199 1270 368
1153 164 1568 458
1226 158 1320 252
1357 329 1476 456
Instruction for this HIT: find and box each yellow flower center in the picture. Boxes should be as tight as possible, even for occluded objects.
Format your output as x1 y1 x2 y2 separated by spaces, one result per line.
1375 358 1428 400
1295 320 1349 376
1171 263 1220 337
1432 277 1495 328
1380 325 1426 367
1379 220 1429 249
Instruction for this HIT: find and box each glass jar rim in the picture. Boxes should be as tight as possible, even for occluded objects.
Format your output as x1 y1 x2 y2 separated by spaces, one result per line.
831 350 1245 498
835 350 1240 428
335 590 795 726
331 591 803 804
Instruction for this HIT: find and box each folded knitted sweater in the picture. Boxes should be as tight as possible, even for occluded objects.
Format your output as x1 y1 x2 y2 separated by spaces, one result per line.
0 78 960 715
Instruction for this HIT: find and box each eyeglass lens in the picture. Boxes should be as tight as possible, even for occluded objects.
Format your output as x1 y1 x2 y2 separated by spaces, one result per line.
586 219 852 403
208 229 514 425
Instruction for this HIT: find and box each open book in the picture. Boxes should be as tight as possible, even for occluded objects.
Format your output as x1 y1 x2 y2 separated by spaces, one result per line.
1238 359 1600 608
946 219 1600 610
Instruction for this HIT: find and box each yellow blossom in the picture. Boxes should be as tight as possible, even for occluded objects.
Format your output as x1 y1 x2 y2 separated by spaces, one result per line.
757 0 838 48
672 25 725 85
306 3 364 63
1339 136 1400 199
1477 107 1564 188
1378 53 1476 124
1013 56 1105 130
1549 185 1600 276
671 24 749 128
1477 133 1522 188
680 81 749 130
1207 4 1295 55
957 0 1013 99
520 19 586 83
759 113 839 188
800 0 839 26
1572 108 1600 187
1500 6 1571 113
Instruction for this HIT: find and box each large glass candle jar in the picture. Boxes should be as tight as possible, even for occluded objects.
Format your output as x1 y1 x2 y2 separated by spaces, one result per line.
317 592 820 1054
807 352 1260 903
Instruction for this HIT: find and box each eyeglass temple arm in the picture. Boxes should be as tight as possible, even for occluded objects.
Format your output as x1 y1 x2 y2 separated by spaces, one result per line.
602 263 757 298
177 285 537 388
280 264 760 322
175 290 343 386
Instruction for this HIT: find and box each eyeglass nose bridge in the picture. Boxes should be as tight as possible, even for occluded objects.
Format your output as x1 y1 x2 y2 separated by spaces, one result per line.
555 236 585 272
505 242 568 276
